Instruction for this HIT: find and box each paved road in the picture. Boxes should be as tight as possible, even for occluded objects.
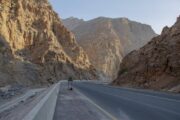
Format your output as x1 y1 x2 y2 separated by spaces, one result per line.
53 82 112 120
74 82 180 120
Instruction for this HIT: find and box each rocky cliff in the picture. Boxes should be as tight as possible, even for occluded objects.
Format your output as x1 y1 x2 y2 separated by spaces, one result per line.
0 0 96 87
63 17 156 80
113 16 180 93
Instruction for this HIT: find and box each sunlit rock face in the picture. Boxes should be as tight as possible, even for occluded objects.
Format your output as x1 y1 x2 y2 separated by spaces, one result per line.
0 0 97 87
63 17 156 80
113 16 180 93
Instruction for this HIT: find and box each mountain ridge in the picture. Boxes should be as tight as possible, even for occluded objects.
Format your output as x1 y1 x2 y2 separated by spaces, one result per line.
63 17 157 80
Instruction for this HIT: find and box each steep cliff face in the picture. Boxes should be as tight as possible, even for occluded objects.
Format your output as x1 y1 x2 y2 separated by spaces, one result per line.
63 17 156 80
113 16 180 93
0 0 96 87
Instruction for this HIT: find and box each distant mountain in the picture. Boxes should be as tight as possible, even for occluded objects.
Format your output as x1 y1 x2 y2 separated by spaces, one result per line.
63 17 85 31
63 17 157 80
113 16 180 93
0 0 96 87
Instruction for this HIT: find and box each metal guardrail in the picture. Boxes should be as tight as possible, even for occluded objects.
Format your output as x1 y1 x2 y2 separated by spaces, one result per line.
23 82 62 120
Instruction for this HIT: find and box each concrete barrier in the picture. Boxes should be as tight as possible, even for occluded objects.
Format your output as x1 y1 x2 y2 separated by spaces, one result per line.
23 82 61 120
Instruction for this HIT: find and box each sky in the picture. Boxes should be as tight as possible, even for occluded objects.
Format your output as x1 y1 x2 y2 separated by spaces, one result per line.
49 0 180 34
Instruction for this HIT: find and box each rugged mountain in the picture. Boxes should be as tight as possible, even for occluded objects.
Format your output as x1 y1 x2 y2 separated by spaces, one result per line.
113 16 180 93
0 0 96 87
63 17 156 80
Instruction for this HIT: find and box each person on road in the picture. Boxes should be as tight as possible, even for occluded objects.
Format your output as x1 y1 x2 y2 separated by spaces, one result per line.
68 77 73 90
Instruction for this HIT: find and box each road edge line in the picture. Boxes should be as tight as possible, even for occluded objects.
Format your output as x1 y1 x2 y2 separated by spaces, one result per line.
75 88 118 120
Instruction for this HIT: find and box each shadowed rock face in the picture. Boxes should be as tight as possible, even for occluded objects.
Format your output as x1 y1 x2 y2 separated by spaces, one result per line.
63 17 156 80
113 16 180 93
0 0 96 87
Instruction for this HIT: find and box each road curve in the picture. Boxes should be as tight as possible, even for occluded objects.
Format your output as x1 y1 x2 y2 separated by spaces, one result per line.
74 82 180 120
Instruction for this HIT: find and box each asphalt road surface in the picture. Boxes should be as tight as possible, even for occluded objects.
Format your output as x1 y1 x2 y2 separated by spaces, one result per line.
53 82 112 120
74 82 180 120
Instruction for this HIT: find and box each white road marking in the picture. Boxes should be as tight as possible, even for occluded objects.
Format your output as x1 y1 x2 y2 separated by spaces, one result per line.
75 88 118 120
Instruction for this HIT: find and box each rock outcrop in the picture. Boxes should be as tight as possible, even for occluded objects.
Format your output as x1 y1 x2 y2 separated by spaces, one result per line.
0 0 96 87
113 16 180 93
63 17 156 80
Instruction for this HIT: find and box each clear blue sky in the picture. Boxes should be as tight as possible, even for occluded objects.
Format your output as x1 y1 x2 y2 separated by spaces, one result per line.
49 0 180 34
